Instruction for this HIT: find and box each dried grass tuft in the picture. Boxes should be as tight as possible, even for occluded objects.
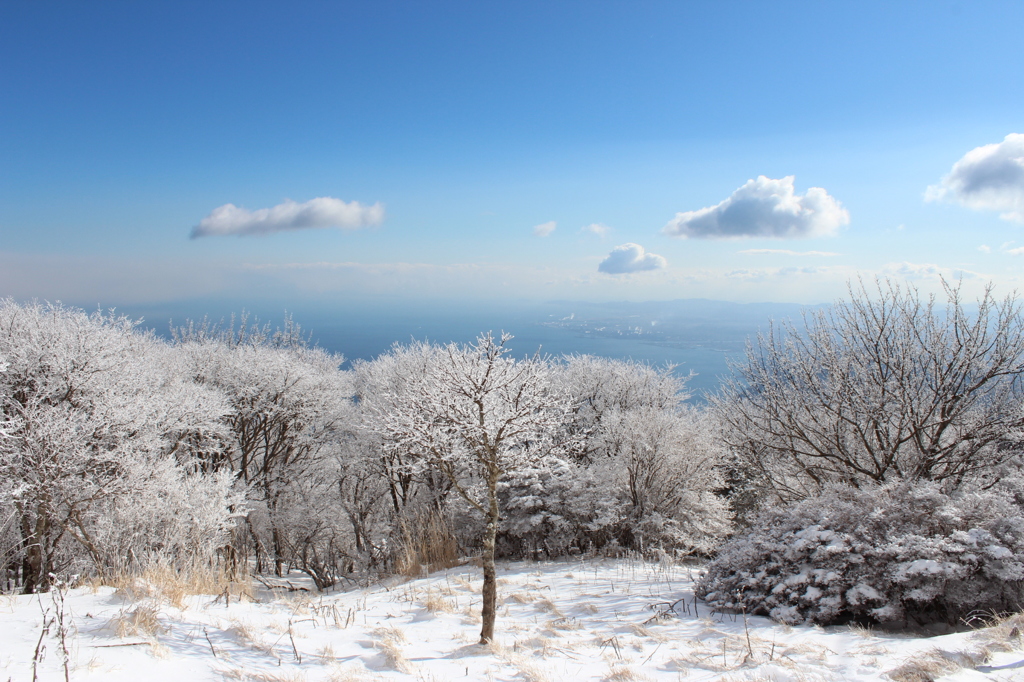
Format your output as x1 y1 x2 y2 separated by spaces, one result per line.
508 592 535 604
491 643 551 682
886 648 987 682
422 589 455 613
536 597 563 616
393 510 460 577
317 643 337 664
228 618 278 659
604 664 650 681
109 603 164 638
107 560 252 608
373 625 415 674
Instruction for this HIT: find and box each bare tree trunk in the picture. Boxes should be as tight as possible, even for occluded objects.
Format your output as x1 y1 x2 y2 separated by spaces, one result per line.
272 526 285 577
21 511 51 594
479 474 500 644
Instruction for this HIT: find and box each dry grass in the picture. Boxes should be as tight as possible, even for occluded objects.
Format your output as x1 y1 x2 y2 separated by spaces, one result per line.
108 603 164 638
422 589 455 613
536 597 563 616
848 622 875 638
886 648 991 682
628 623 667 643
325 665 387 682
107 561 252 609
279 592 315 616
317 642 337 664
452 575 476 591
373 624 415 674
393 510 461 577
883 613 1024 682
604 664 650 681
513 662 551 682
516 635 557 657
228 618 279 659
461 602 482 625
972 611 1024 652
490 642 551 682
222 669 306 682
372 624 408 643
148 639 170 658
508 591 535 604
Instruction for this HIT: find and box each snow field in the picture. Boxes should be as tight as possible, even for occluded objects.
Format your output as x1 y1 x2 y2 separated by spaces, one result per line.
3 558 1024 681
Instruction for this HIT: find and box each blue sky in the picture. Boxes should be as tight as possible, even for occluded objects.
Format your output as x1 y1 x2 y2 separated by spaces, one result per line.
2 1 1024 308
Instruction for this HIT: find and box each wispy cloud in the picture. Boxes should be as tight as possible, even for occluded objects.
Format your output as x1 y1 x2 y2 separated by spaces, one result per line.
926 133 1024 223
598 243 667 275
738 248 840 256
724 265 833 281
533 221 557 237
663 175 849 239
882 261 984 281
581 223 611 237
191 197 384 238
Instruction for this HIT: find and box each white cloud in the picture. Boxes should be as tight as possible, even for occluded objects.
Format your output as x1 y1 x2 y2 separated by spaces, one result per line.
663 175 849 239
978 244 992 253
192 197 384 238
724 265 833 281
738 248 840 256
926 133 1024 223
882 261 984 281
598 243 667 275
533 221 557 237
581 223 611 237
1005 247 1024 256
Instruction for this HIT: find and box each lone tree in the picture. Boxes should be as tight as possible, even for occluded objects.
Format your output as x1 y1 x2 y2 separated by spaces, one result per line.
366 333 564 643
716 278 1024 503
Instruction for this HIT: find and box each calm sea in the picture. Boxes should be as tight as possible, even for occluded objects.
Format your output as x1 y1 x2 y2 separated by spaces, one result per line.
121 298 788 400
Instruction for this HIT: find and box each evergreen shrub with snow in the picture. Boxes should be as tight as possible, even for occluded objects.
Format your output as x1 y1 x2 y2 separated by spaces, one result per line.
696 481 1024 626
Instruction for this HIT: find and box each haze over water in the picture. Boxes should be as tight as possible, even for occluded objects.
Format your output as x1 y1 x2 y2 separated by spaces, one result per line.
121 297 810 400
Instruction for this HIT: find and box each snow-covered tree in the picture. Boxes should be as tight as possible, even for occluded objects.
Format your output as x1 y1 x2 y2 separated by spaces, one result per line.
715 278 1024 503
499 356 730 556
0 301 233 591
364 333 565 643
558 354 687 464
353 340 452 517
593 405 730 553
173 315 353 579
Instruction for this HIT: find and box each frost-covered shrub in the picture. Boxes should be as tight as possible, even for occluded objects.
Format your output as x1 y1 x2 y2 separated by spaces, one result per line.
496 456 585 557
82 464 244 574
696 482 1024 626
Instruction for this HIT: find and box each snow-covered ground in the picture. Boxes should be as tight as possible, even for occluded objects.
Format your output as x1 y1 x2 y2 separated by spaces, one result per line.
3 558 1023 681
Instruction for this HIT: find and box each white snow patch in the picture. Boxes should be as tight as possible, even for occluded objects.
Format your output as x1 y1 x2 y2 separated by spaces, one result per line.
2 558 1021 681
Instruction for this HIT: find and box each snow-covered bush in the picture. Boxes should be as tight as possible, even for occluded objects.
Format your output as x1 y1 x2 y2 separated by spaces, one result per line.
696 481 1024 626
82 463 244 573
